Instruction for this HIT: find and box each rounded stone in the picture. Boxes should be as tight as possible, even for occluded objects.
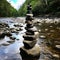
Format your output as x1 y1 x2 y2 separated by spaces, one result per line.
23 34 36 40
23 32 39 40
23 40 37 49
0 33 5 38
25 31 34 35
20 44 40 59
27 27 37 32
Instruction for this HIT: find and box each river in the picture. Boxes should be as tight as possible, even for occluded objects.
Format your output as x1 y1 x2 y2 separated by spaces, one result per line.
0 17 60 60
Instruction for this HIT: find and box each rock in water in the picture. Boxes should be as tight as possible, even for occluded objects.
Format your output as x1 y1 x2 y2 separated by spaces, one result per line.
23 40 37 49
20 44 40 59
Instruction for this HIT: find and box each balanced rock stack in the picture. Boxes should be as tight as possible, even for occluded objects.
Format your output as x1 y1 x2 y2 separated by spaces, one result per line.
20 4 40 60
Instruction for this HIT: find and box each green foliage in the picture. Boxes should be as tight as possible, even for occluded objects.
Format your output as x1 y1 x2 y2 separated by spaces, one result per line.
18 0 60 17
0 0 19 17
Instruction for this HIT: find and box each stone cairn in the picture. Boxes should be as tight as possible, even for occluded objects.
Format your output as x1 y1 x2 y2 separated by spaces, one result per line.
20 4 40 60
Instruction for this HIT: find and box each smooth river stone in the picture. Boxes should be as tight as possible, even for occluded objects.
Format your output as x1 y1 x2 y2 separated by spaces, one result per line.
26 27 37 32
23 40 37 49
20 44 40 59
23 32 39 40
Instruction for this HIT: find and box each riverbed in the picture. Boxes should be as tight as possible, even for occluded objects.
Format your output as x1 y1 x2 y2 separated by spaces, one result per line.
0 17 60 60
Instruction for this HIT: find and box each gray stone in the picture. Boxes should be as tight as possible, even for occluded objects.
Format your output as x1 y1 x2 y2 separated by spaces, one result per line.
20 44 40 58
23 34 37 40
23 40 37 49
23 32 39 40
3 31 12 36
0 32 5 38
26 27 37 33
10 36 16 40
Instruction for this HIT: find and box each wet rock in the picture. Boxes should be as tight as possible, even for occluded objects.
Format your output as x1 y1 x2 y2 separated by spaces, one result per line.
19 28 23 31
50 30 55 33
53 54 60 58
20 44 40 59
0 23 9 28
23 40 37 49
2 43 10 46
25 31 34 35
26 27 37 32
11 29 16 33
7 40 15 43
23 34 36 40
55 45 60 49
15 28 23 31
11 29 18 33
3 30 12 36
26 14 34 21
38 29 41 33
45 29 49 32
14 24 20 27
23 32 39 40
10 36 16 40
0 32 5 38
39 35 46 39
26 24 33 28
14 23 23 27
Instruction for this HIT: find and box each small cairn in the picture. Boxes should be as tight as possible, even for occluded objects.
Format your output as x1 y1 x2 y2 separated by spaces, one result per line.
20 4 40 60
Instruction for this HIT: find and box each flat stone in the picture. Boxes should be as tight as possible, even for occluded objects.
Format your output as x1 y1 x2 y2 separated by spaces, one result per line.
23 40 37 49
53 54 60 58
4 32 12 36
10 36 16 40
26 31 39 37
23 34 36 40
23 32 38 40
26 20 33 24
27 27 37 32
55 45 60 49
7 40 15 43
39 35 46 39
26 16 34 21
25 31 34 35
0 33 5 38
20 44 40 59
2 43 10 46
26 14 33 16
26 24 33 28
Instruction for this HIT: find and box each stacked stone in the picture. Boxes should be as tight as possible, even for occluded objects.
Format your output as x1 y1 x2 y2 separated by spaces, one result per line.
20 4 40 60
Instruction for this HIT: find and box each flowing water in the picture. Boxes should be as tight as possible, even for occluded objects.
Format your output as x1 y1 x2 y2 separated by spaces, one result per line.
0 17 60 60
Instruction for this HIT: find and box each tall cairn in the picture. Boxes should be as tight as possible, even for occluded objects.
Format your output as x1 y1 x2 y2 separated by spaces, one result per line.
20 4 40 60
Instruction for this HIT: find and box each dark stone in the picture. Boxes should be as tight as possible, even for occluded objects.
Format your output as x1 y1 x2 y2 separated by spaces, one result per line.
23 40 37 49
23 35 36 40
0 33 5 38
10 36 16 40
25 24 33 29
20 45 40 59
7 40 15 43
3 31 12 36
25 32 34 35
26 27 37 32
26 15 34 21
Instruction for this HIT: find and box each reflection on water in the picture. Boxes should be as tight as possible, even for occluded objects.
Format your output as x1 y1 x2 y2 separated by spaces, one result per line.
0 19 26 60
0 18 60 60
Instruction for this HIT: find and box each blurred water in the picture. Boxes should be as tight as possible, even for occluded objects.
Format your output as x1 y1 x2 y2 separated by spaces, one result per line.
0 18 26 60
0 17 60 60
